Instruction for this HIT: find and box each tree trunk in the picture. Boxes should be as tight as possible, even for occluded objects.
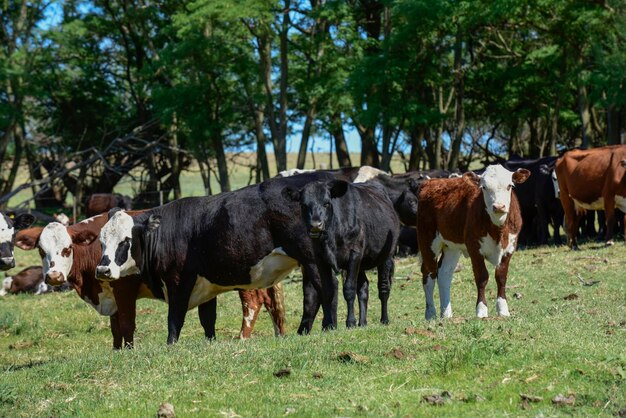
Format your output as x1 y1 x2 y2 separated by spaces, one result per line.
297 106 317 169
409 128 425 171
357 124 380 167
275 0 290 172
578 84 593 148
213 136 231 192
169 114 182 200
607 105 622 145
330 113 352 167
254 108 271 181
448 28 465 170
528 117 542 158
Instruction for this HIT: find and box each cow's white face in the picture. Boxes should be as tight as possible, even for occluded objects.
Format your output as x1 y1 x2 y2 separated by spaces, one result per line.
480 165 526 227
97 211 138 280
39 223 73 285
0 214 16 269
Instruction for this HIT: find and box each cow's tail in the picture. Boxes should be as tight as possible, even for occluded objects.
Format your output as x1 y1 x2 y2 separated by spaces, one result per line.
0 277 12 296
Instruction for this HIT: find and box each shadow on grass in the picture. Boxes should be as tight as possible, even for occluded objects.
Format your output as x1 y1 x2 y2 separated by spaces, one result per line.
4 360 49 372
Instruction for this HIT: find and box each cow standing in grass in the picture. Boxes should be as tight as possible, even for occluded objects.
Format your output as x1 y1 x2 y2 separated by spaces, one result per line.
416 165 529 319
282 180 399 328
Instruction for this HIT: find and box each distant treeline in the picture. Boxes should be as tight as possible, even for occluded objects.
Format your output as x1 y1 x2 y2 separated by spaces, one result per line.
1 0 624 207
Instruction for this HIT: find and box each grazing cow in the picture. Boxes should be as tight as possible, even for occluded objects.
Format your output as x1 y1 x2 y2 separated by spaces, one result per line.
555 145 626 249
0 212 35 270
500 157 563 246
417 164 530 319
85 193 133 217
16 215 284 348
282 180 399 327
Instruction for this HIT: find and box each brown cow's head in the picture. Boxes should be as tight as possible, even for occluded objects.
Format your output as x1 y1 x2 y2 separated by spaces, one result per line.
467 165 530 226
16 223 97 286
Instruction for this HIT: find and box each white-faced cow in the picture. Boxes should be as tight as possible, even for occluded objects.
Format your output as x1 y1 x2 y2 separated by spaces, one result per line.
16 214 285 348
555 145 626 249
417 164 530 319
0 212 35 270
282 180 399 327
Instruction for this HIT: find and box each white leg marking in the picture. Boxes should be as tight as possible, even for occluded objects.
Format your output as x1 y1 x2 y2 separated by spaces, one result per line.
244 307 255 329
0 277 11 296
424 274 436 320
496 297 510 317
438 249 461 319
476 301 489 318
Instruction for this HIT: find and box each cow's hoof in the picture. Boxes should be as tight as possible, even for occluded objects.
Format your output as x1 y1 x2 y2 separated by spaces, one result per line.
425 308 437 321
441 304 453 319
476 302 489 318
496 297 510 317
605 240 615 247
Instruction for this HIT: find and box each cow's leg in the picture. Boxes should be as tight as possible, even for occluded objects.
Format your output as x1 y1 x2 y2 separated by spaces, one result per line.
343 251 362 328
356 271 369 327
437 249 461 319
469 255 490 318
377 256 394 325
603 195 617 245
320 265 338 331
166 276 195 344
111 279 141 349
109 313 123 350
560 193 579 249
298 266 321 335
198 298 217 340
265 284 286 337
420 253 439 320
494 253 512 316
238 290 261 339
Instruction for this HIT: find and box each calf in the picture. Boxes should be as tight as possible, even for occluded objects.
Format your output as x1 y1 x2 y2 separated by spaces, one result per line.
417 165 529 319
1 266 48 296
283 180 399 327
0 212 35 270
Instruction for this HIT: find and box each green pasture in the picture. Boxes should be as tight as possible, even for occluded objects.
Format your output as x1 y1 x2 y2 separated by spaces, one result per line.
1 241 624 417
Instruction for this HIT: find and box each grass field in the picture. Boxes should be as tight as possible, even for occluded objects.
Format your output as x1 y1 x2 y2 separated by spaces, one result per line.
1 239 624 417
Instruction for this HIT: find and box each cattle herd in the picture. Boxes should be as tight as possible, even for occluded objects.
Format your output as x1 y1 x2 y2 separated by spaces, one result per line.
2 145 626 349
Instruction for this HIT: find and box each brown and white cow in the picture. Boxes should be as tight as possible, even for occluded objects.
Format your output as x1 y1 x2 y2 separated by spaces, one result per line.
85 193 133 217
1 266 49 296
555 145 626 249
16 215 284 348
416 164 530 319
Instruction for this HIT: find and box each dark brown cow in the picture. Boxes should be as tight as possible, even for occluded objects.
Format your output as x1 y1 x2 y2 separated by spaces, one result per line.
555 145 626 249
16 215 284 349
1 266 48 296
85 193 133 217
417 164 529 320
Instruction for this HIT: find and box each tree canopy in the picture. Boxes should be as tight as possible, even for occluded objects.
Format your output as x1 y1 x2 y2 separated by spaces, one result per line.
1 0 624 210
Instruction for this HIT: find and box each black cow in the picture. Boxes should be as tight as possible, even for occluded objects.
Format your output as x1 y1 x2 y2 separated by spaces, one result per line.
0 212 35 270
499 157 563 246
396 226 418 257
282 180 399 327
95 172 354 343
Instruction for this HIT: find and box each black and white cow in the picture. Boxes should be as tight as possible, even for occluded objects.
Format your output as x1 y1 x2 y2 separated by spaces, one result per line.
282 180 399 327
96 174 345 343
0 212 35 270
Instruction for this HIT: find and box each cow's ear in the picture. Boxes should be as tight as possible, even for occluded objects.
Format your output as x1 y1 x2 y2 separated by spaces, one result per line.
15 227 43 250
463 171 481 186
12 213 35 230
329 180 349 198
281 186 301 202
107 207 123 219
406 178 421 194
71 229 98 246
147 215 161 232
512 168 531 184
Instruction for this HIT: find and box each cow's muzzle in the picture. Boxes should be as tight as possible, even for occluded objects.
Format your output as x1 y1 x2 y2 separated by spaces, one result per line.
96 266 113 281
0 257 15 271
492 204 507 214
46 271 66 286
308 221 325 239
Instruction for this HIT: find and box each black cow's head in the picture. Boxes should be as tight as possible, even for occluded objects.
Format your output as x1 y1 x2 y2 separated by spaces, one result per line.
0 212 35 271
282 180 349 239
96 209 160 281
